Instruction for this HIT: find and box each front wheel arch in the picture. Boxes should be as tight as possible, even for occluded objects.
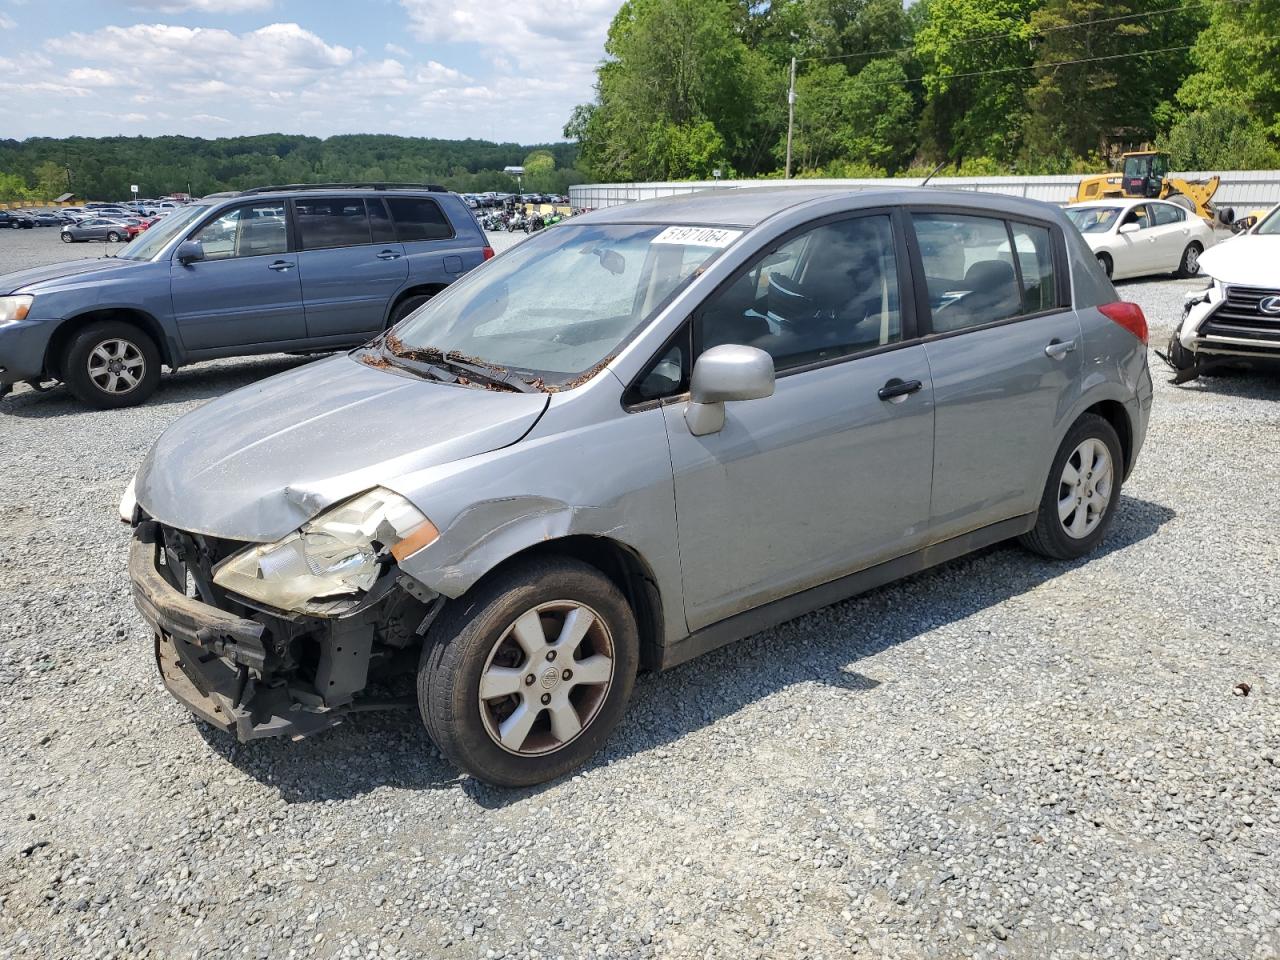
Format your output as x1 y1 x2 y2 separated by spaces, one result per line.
44 308 177 380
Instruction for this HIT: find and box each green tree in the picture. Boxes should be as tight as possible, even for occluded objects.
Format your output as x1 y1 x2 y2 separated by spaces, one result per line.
574 0 774 180
1022 0 1204 163
1177 0 1280 139
1158 105 1280 170
914 0 1041 164
788 59 916 174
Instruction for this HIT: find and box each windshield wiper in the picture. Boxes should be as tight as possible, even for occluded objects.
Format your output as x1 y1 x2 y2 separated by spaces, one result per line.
380 340 537 393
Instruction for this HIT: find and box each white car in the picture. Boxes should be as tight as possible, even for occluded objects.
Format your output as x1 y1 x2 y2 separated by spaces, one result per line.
1065 199 1215 281
1165 204 1280 382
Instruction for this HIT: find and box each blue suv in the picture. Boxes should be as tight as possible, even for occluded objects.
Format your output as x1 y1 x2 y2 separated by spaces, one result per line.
0 184 492 408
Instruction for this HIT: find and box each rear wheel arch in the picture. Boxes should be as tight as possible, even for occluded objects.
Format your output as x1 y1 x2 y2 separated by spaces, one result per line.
1082 399 1133 479
385 283 449 329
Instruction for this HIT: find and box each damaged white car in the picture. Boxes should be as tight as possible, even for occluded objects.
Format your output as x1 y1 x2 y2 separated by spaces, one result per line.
1166 203 1280 382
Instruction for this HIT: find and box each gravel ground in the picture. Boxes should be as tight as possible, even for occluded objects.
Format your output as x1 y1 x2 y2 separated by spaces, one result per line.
1 232 1277 960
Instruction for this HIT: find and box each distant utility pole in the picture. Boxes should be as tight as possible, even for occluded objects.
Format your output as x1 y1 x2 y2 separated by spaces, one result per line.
785 57 797 179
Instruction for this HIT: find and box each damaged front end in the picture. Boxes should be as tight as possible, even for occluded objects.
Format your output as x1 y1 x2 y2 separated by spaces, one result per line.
1163 277 1280 383
129 514 442 742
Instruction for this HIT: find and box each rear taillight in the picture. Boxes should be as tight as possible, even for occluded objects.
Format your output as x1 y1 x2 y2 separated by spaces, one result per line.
482 246 495 261
1098 301 1148 344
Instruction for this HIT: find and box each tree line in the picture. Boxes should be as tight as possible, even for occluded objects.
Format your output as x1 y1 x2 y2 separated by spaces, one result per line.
567 0 1280 181
0 134 586 202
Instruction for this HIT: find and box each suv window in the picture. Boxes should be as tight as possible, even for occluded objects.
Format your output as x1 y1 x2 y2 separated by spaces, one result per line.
192 202 288 260
296 196 372 250
696 214 902 373
386 197 453 242
1152 203 1185 226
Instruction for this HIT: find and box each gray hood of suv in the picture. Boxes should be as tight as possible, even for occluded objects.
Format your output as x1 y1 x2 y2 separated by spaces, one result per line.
135 354 549 542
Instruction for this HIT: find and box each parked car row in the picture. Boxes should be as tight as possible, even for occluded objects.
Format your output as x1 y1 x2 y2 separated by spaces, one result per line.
460 192 567 209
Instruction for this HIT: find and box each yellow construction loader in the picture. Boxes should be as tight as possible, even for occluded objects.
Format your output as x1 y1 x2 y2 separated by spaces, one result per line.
1073 151 1227 224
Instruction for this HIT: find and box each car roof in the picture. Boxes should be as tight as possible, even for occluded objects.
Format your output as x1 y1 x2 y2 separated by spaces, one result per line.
574 186 1066 228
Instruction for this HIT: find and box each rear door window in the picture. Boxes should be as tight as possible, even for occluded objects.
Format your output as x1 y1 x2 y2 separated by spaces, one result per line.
386 197 454 242
295 196 373 250
1152 204 1185 226
913 213 1024 332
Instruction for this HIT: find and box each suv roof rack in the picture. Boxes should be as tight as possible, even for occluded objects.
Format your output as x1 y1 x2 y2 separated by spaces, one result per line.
238 182 448 196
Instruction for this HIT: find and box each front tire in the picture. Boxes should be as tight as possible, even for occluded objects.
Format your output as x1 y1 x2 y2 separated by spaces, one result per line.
1018 413 1123 561
418 557 639 787
61 232 74 243
61 320 161 409
1176 242 1202 278
1096 253 1113 279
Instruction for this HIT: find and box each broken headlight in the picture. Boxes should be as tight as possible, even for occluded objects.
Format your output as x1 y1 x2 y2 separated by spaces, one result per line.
212 488 438 614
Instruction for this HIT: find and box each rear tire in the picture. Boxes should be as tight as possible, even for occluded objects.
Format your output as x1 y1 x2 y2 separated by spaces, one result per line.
1096 253 1113 279
1018 413 1123 561
418 556 639 787
61 320 161 409
1176 242 1202 278
388 293 433 328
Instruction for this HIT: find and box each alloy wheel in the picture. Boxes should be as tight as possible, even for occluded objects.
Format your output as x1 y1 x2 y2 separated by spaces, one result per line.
478 601 615 756
86 338 145 395
1058 437 1114 539
1185 246 1200 274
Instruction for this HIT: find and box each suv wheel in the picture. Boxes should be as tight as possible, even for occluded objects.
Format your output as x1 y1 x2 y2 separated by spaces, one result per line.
389 294 433 327
418 557 639 787
62 320 161 409
1019 413 1123 560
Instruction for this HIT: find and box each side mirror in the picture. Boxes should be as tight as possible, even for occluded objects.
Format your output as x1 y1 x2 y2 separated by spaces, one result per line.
176 239 205 265
1118 222 1139 235
685 344 775 437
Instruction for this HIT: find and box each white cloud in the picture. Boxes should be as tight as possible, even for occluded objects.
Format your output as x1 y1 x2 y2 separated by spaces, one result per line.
127 0 274 12
0 14 15 30
9 7 606 142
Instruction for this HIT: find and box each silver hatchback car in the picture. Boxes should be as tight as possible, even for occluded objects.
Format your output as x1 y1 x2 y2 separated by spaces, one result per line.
125 188 1153 786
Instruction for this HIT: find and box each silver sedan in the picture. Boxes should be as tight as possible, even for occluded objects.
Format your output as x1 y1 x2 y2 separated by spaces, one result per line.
60 217 131 243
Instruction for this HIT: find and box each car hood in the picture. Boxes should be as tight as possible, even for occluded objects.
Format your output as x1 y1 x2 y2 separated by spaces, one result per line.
0 256 142 295
1198 235 1280 286
135 354 550 542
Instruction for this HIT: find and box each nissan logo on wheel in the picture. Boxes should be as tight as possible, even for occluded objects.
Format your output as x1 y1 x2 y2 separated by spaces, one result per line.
1259 295 1280 315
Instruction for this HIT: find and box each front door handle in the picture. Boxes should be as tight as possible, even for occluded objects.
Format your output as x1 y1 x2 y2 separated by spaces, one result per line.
267 260 294 272
376 250 402 261
1044 338 1077 359
878 378 923 402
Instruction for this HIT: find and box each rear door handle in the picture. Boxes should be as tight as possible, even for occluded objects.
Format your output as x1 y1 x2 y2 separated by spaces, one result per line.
267 260 294 272
1044 338 1077 359
878 378 923 402
376 250 402 261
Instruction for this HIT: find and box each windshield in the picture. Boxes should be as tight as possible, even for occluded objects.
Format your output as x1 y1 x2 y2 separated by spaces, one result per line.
387 223 737 386
116 204 209 260
1256 205 1280 235
1065 206 1122 234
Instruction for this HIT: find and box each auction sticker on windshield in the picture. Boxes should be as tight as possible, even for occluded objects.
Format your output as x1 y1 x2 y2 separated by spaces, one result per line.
651 226 742 248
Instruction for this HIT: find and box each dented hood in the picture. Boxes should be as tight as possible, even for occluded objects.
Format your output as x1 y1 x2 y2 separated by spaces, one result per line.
135 354 548 541
1197 235 1280 286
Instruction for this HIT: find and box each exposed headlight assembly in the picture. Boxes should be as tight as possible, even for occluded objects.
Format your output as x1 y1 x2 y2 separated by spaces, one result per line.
212 488 438 615
0 295 34 325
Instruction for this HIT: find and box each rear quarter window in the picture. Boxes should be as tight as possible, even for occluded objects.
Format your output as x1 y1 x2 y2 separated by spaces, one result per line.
387 197 455 242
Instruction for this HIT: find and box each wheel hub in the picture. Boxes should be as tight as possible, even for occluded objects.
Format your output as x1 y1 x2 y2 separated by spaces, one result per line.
478 600 615 757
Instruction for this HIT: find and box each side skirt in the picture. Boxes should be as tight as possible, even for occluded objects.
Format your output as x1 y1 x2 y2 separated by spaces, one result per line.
656 513 1037 671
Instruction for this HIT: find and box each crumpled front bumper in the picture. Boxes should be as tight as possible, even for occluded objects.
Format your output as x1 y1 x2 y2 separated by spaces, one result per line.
128 525 345 741
1180 290 1280 360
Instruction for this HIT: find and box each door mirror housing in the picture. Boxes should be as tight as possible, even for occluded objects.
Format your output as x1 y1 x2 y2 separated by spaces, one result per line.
685 344 775 436
1118 222 1140 235
176 239 205 265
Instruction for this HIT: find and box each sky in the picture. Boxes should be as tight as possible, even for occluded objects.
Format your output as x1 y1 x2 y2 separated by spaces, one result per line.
0 0 619 143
